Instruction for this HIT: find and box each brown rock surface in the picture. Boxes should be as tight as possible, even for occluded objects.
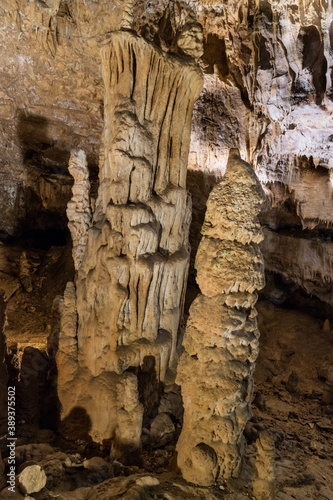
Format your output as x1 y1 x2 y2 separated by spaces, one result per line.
252 431 276 500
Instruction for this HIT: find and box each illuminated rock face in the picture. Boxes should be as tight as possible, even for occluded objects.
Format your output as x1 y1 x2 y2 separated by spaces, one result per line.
176 149 265 485
57 31 203 454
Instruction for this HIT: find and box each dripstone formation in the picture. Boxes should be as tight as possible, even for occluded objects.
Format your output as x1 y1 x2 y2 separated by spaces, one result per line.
66 149 92 272
57 30 203 456
176 149 265 485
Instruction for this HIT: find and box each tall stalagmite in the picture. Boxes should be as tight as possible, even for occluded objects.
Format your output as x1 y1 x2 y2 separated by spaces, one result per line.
176 149 265 485
56 29 203 457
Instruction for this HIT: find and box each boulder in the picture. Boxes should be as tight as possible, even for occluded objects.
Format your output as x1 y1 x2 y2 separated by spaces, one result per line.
150 413 175 448
18 465 46 495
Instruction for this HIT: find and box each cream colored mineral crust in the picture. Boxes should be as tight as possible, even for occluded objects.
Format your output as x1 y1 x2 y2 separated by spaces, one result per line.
57 30 203 459
176 149 265 485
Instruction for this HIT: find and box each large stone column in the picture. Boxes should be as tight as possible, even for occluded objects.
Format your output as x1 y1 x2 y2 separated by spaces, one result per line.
57 30 203 457
176 149 265 485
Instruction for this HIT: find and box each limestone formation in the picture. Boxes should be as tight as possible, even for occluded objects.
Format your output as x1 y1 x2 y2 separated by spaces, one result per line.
260 227 333 307
252 432 276 500
177 12 204 60
67 149 92 271
176 149 265 485
1 1 333 307
120 0 135 31
57 30 203 455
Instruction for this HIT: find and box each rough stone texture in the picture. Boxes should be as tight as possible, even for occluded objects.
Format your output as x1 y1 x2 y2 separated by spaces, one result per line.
150 412 175 448
252 432 276 500
67 150 92 271
83 457 111 481
18 464 47 495
50 472 244 500
260 227 333 306
176 149 265 485
57 29 203 452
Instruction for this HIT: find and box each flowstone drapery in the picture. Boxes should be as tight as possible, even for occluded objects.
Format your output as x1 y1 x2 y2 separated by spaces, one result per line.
176 149 265 485
56 30 203 457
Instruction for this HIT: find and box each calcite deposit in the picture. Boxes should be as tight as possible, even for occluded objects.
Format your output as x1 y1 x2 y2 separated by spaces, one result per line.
57 28 203 454
252 431 276 500
176 149 265 485
67 149 92 271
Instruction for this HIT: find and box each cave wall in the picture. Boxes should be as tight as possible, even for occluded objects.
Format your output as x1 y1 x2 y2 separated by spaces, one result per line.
1 1 333 306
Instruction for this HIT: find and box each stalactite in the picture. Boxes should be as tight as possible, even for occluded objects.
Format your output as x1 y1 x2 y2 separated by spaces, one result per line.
67 149 92 271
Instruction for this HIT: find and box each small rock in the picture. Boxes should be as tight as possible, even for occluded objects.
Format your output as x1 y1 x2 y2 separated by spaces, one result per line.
323 318 330 332
15 444 54 465
83 456 111 480
64 457 72 467
253 392 266 411
286 371 298 393
135 476 160 487
150 413 175 448
18 465 46 495
39 453 68 489
316 417 333 431
158 393 183 422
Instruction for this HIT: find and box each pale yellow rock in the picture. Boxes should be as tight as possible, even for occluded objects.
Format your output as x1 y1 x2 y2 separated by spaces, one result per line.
177 12 204 59
67 149 92 271
120 0 135 30
57 31 203 453
177 149 265 485
252 432 276 500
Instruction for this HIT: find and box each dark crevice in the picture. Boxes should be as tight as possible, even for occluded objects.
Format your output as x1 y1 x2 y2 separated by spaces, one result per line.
297 25 327 104
131 47 137 100
202 34 229 78
260 0 273 23
259 36 272 70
